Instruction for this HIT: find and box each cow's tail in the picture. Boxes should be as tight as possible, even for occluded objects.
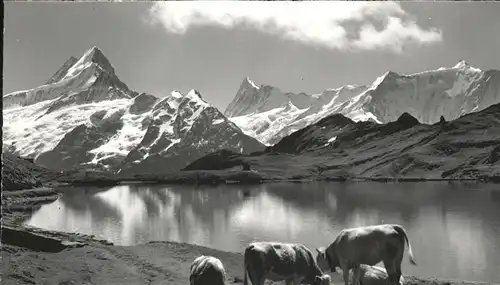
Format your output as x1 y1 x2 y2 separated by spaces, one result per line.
393 225 417 265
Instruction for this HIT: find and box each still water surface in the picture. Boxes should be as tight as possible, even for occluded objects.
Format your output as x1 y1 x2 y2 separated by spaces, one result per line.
26 182 500 283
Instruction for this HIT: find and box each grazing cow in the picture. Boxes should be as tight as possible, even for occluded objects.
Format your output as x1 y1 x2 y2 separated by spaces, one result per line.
190 255 227 285
243 242 332 285
315 224 416 285
350 265 405 285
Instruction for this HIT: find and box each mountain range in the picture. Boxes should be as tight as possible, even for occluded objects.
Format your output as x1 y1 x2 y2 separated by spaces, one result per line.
3 46 500 179
226 61 500 145
3 47 264 175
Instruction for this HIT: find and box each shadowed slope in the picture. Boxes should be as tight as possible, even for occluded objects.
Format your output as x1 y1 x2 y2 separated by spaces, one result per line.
186 103 500 180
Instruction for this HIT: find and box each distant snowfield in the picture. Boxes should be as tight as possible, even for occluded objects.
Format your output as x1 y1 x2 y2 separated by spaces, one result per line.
3 98 131 160
2 88 251 169
88 108 149 164
230 103 307 145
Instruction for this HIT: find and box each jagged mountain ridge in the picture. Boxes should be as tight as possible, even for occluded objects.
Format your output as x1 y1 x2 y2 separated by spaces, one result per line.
226 61 500 145
45 56 78 85
3 47 265 173
186 102 500 180
224 77 326 118
3 47 137 111
226 77 368 145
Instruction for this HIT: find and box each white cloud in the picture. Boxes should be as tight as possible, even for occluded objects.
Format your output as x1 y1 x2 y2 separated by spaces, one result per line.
352 17 443 53
148 1 442 53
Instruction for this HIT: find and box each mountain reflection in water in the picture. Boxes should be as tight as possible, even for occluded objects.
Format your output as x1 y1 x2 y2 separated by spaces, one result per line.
26 182 500 283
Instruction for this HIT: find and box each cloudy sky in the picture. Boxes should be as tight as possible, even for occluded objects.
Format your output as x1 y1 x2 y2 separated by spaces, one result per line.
4 2 500 111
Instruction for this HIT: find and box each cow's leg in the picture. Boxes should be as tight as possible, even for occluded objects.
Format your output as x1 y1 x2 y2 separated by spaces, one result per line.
247 265 266 285
251 274 265 285
386 236 405 285
393 246 405 285
394 267 402 285
383 259 397 285
339 260 350 285
352 264 361 285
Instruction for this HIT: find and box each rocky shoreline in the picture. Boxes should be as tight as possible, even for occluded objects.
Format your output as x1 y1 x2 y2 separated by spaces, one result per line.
61 169 500 188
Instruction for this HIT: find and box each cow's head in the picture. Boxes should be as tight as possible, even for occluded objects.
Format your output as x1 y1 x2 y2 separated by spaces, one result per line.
314 274 332 285
315 247 337 273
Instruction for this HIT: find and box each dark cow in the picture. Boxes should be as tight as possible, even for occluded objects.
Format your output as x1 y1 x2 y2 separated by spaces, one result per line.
243 242 331 285
190 255 226 285
315 224 416 285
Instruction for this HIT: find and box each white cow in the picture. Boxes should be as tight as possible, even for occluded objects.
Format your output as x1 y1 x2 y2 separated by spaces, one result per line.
243 242 332 285
190 255 227 285
315 224 416 285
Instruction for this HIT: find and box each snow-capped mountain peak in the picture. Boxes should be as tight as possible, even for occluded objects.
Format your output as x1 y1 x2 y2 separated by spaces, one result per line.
170 90 183 99
3 46 135 110
60 46 115 81
243 76 260 90
370 71 400 88
185 89 205 102
225 76 323 118
224 77 264 117
453 60 470 69
333 61 498 125
452 60 482 74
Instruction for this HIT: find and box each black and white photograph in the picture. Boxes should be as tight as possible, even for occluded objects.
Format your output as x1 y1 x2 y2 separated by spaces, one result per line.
2 1 500 285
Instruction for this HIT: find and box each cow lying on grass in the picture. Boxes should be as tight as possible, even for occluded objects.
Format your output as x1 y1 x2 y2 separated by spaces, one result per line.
243 241 331 285
190 255 227 285
315 224 416 285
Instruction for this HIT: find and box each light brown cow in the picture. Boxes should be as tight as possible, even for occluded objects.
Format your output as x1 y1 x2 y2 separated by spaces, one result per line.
350 265 405 285
243 242 332 285
315 224 416 285
190 255 227 285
